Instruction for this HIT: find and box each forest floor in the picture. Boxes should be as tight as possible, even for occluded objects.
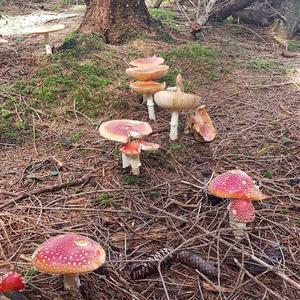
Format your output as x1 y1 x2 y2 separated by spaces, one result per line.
0 3 300 300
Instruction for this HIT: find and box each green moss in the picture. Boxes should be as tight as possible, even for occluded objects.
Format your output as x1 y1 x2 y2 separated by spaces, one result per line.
95 192 110 206
169 143 182 152
122 175 149 185
160 43 221 86
149 8 180 33
263 170 273 179
287 40 300 52
246 58 281 71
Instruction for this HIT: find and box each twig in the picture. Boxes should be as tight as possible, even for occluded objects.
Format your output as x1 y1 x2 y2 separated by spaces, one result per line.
0 174 94 209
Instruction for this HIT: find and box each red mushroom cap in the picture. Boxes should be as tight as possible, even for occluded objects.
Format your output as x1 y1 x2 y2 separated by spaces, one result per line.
32 233 105 275
208 170 267 200
120 140 160 155
228 199 255 223
0 272 25 292
99 119 152 143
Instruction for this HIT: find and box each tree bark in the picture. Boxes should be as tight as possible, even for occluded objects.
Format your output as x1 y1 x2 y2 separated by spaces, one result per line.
80 0 153 43
270 0 300 42
209 0 257 21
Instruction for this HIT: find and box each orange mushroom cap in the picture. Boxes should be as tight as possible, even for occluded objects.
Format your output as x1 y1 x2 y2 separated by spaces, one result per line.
129 81 166 95
130 56 164 67
208 170 268 200
32 233 105 275
228 199 255 223
126 65 169 81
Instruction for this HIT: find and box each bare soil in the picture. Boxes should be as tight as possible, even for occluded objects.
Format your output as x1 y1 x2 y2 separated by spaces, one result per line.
0 3 299 300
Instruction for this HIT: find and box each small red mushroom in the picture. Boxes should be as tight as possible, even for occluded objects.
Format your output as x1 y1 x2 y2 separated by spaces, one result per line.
227 199 255 239
208 170 268 200
99 120 159 175
32 233 105 291
0 272 25 293
120 140 159 175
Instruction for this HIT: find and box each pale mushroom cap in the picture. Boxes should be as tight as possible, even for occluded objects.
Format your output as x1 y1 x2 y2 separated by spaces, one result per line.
25 24 65 35
126 65 169 81
32 233 105 275
99 119 152 143
130 56 165 67
190 105 216 141
0 38 8 44
154 90 200 111
120 140 160 155
228 199 255 223
129 81 166 95
208 170 268 200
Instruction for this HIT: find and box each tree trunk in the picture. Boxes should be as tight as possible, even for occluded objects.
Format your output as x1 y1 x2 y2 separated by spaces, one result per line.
80 0 153 43
270 0 299 42
209 0 257 21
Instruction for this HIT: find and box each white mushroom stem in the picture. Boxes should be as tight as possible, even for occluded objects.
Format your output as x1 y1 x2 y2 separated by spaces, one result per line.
142 94 147 104
170 111 180 140
44 32 52 55
229 216 247 240
122 153 141 175
145 94 155 120
122 152 131 168
63 274 80 290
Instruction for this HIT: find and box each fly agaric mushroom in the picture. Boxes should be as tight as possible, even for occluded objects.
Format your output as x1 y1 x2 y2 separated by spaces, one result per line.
130 56 164 67
120 140 159 175
208 170 267 201
25 24 65 55
99 119 158 175
154 74 200 140
227 198 255 239
0 272 25 293
126 65 169 81
32 232 105 291
186 105 216 142
129 81 166 120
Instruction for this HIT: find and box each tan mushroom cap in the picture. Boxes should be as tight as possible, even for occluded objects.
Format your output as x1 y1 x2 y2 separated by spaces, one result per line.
25 24 65 35
0 38 8 44
129 81 166 95
130 56 164 67
126 65 169 81
154 90 200 111
32 233 105 275
99 119 152 143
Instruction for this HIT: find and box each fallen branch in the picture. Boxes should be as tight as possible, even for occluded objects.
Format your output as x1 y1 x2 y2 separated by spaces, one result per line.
0 174 94 209
281 51 300 58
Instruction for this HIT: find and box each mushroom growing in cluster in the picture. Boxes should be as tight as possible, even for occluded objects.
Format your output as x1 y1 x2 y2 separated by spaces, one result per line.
99 119 159 175
32 232 105 291
208 170 268 239
127 59 168 121
25 24 65 55
154 74 200 140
